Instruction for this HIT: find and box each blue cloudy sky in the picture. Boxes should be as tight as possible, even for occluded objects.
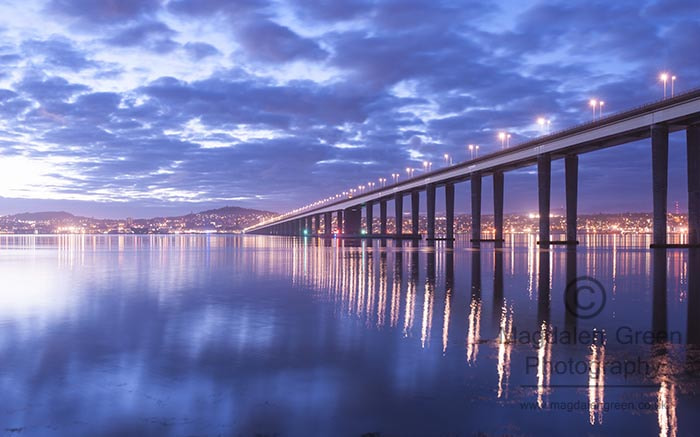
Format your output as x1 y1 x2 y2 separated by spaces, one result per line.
0 0 698 217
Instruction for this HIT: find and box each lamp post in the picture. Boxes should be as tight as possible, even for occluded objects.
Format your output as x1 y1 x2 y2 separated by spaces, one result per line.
468 144 474 159
589 99 598 120
660 73 669 99
507 134 511 148
475 145 480 158
599 101 605 118
672 75 677 97
498 132 506 149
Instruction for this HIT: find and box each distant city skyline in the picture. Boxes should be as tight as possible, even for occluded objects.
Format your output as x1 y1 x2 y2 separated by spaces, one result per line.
0 0 698 217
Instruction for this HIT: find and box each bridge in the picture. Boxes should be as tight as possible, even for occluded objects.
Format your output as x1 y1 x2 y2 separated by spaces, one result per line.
246 89 700 249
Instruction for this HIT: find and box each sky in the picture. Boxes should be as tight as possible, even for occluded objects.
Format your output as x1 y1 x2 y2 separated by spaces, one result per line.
0 0 698 218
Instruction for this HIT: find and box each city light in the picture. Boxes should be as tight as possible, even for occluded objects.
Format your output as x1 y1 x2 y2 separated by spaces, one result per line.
498 132 506 149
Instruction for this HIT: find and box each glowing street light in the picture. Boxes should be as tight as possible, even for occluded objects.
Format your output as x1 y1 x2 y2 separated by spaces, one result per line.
444 153 452 166
406 167 415 178
599 101 605 118
475 145 480 158
507 134 511 148
589 99 598 120
498 132 506 149
660 72 669 98
468 144 474 159
379 177 386 187
392 173 399 184
537 117 552 134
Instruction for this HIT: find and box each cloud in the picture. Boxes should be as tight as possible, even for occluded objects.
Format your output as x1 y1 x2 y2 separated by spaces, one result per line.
47 0 162 24
234 18 328 63
183 42 221 60
21 37 96 71
104 20 178 53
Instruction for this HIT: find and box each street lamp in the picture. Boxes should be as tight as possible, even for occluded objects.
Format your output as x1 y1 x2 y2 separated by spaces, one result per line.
498 132 506 149
672 75 677 97
599 101 605 118
475 145 480 158
444 153 452 166
589 99 598 120
507 134 511 148
660 73 669 98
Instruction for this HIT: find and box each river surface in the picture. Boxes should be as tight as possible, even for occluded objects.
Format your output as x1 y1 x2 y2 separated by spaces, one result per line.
0 234 698 436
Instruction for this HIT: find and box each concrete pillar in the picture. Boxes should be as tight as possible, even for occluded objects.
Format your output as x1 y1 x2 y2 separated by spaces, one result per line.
538 154 551 247
411 191 420 235
471 172 482 244
324 212 332 236
337 210 343 234
380 201 387 235
314 215 320 235
344 206 362 235
652 124 669 247
445 182 455 249
298 219 304 236
394 193 403 236
366 202 374 235
565 154 578 243
493 171 504 245
427 183 436 242
688 125 700 245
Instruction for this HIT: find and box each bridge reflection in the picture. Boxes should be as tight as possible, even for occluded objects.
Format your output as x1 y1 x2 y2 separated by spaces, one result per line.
272 237 700 435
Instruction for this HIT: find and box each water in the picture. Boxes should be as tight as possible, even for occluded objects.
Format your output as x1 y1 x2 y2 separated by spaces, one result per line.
0 234 698 436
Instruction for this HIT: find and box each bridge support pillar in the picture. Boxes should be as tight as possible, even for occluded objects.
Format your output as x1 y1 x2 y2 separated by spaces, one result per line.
344 206 362 236
324 212 332 236
688 124 700 245
565 154 578 244
493 171 504 247
337 210 343 234
427 184 436 245
652 124 669 247
471 172 482 246
395 193 403 236
298 219 304 236
538 154 551 247
366 202 374 235
380 201 387 234
411 191 420 236
314 215 320 235
445 182 455 249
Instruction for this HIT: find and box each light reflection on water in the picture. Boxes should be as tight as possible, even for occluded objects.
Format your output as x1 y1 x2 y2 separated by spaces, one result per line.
0 234 698 436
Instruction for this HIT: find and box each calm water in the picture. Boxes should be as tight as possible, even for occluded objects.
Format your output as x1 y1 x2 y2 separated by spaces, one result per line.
0 234 699 436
